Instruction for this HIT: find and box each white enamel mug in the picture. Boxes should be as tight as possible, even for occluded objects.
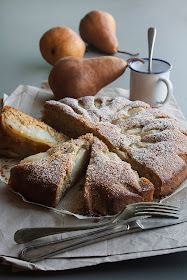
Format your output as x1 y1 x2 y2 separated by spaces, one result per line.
128 58 173 107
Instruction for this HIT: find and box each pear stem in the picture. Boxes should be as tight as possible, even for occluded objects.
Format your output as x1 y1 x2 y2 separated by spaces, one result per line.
118 50 139 56
127 58 145 64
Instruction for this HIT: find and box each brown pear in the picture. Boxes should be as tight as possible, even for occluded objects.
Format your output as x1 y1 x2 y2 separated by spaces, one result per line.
48 56 143 100
79 10 118 54
40 27 85 66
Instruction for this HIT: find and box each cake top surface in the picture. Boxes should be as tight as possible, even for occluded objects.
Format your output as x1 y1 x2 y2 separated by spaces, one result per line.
45 96 187 192
45 95 187 152
11 133 93 189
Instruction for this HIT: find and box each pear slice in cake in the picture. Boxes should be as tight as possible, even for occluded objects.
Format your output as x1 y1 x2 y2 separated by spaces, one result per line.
9 134 93 207
0 106 68 158
84 137 154 216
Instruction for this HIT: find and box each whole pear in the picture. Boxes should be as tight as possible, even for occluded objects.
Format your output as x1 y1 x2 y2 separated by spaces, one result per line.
40 27 85 65
79 10 118 54
48 56 143 100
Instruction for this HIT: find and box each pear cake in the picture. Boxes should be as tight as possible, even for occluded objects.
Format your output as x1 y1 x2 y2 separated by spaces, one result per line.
42 96 187 200
84 137 154 216
0 106 68 158
9 134 93 207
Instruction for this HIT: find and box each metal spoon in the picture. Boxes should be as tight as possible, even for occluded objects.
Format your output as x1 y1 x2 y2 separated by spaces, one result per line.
148 27 156 72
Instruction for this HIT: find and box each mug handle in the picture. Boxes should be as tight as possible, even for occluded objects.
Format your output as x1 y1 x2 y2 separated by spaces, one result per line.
156 78 173 105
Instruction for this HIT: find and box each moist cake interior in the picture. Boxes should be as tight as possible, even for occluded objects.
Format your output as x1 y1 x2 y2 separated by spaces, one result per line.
8 134 92 208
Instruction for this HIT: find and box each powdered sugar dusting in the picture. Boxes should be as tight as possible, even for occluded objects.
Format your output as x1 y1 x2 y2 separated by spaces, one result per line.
23 152 73 186
84 138 154 215
44 96 187 199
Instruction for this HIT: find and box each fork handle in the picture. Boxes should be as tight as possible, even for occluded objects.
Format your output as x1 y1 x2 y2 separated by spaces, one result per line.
20 221 140 262
14 221 112 244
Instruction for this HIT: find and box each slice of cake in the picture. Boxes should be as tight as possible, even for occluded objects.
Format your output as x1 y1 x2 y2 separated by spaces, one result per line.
0 106 68 158
84 137 154 216
8 134 93 207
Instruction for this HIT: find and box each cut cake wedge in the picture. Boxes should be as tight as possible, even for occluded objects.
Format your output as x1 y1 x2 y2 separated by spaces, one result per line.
0 106 68 158
8 134 93 207
84 137 154 216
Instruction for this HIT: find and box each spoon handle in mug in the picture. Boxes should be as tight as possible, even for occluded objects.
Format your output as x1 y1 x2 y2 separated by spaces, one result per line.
148 27 156 72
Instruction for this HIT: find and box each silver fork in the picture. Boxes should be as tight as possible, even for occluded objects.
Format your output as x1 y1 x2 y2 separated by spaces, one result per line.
14 202 179 244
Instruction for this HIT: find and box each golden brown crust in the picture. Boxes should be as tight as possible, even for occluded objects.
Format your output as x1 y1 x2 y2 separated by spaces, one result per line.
9 134 93 207
42 96 187 199
42 98 143 151
84 138 154 216
9 151 73 207
127 142 187 197
0 106 68 158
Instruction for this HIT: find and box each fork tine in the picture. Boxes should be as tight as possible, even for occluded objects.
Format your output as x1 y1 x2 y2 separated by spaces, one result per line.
135 210 179 219
136 207 179 215
133 202 179 211
134 202 180 219
136 205 179 213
